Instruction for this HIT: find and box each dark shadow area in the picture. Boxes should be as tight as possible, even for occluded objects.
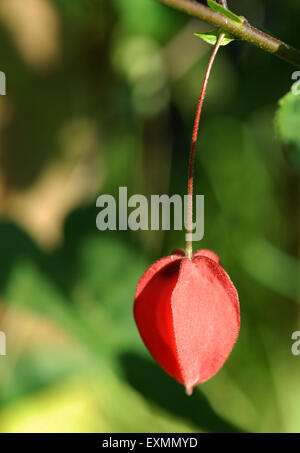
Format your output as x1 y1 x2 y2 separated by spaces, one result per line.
0 219 82 304
0 204 107 299
119 351 245 433
0 221 44 291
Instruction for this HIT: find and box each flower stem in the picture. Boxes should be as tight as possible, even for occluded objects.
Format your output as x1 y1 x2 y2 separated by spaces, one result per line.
185 32 225 259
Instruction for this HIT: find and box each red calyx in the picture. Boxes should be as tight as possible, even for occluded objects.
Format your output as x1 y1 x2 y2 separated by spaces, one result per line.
133 249 240 395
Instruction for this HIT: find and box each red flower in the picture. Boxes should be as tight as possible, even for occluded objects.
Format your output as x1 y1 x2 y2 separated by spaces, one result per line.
133 249 240 395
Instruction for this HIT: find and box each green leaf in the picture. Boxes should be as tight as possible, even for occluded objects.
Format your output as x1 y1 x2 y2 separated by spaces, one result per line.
207 0 244 24
275 91 300 168
194 30 234 46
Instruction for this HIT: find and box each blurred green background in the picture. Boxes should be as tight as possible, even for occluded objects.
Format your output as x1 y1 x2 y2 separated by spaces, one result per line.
0 0 299 433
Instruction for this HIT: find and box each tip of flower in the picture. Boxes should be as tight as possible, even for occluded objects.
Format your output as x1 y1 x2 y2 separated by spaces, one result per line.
185 386 193 396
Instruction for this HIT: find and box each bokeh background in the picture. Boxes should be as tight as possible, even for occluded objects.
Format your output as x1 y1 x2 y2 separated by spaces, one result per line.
0 0 299 433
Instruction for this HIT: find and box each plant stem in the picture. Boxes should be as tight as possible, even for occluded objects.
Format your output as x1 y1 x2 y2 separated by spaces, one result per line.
186 32 224 259
156 0 300 67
